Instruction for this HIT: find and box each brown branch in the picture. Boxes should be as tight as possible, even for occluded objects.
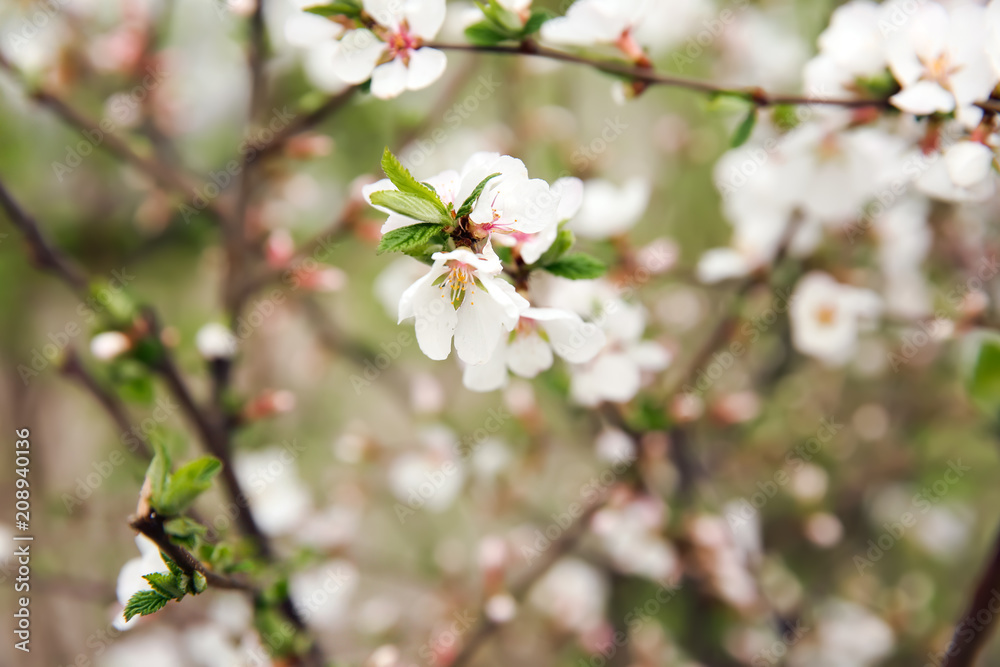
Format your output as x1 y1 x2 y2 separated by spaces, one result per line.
0 177 88 293
449 495 606 667
425 41 891 109
129 512 254 591
61 350 153 460
140 309 273 560
251 86 358 162
0 56 227 216
942 522 1000 666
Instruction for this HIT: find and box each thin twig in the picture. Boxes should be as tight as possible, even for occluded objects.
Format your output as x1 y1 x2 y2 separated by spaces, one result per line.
0 177 88 292
450 496 606 667
61 350 153 460
942 524 1000 666
130 512 254 591
0 54 226 219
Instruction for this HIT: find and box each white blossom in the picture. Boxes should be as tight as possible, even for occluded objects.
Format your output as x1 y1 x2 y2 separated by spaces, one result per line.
790 272 882 366
327 0 447 99
398 242 528 365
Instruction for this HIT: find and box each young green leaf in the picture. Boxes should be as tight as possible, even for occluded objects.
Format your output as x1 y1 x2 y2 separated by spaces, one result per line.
480 0 523 32
156 456 222 516
543 253 607 280
967 335 1000 415
379 148 451 218
123 590 171 621
143 572 186 599
730 108 757 148
146 439 171 509
192 571 208 594
522 8 554 35
455 172 500 218
369 190 452 226
303 1 362 18
534 229 575 267
464 20 512 46
377 223 449 255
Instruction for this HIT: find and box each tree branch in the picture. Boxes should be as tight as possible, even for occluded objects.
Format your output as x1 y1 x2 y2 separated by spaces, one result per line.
0 177 89 293
942 521 1000 666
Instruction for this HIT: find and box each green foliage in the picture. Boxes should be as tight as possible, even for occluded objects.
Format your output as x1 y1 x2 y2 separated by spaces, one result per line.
302 1 362 18
465 1 553 45
122 554 210 622
455 172 500 218
378 148 452 220
730 108 757 148
966 335 1000 416
123 590 170 621
107 359 155 404
534 229 574 267
376 223 449 256
855 69 901 99
464 21 512 46
369 190 453 226
144 440 222 517
542 253 607 280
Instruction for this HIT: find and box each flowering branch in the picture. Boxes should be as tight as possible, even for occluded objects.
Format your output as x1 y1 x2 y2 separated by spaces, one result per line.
426 40 1000 115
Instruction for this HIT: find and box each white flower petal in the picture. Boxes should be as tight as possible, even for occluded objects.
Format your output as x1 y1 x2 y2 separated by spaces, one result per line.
371 58 409 99
529 307 606 364
331 29 385 83
944 141 995 190
406 47 447 91
463 340 510 391
507 331 554 378
890 81 955 115
405 0 447 39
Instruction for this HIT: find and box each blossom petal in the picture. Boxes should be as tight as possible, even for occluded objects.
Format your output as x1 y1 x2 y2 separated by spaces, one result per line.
406 47 447 91
889 81 955 115
331 29 384 83
371 58 409 99
463 341 510 391
404 0 447 40
528 307 606 364
507 331 554 378
945 142 995 190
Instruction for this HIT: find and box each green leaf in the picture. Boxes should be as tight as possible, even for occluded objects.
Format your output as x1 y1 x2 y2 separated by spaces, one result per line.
143 572 186 599
302 1 361 17
543 253 607 280
369 190 452 225
163 517 207 539
967 335 1000 414
162 554 184 579
535 229 574 267
495 245 513 264
157 456 222 516
146 439 171 509
379 148 451 218
480 0 522 32
464 20 512 46
108 360 155 405
730 108 757 148
192 571 208 594
455 172 500 219
522 8 554 35
377 223 449 255
123 590 170 621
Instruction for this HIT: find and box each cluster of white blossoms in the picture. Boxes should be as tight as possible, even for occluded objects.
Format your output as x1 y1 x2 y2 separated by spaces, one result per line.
366 150 670 401
285 0 715 98
700 0 1000 367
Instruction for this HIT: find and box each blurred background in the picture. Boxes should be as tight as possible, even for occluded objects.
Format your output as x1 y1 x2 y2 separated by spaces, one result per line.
2 0 1000 666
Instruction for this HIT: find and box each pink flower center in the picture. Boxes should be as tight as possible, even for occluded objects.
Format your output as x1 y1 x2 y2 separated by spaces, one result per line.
387 26 419 61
